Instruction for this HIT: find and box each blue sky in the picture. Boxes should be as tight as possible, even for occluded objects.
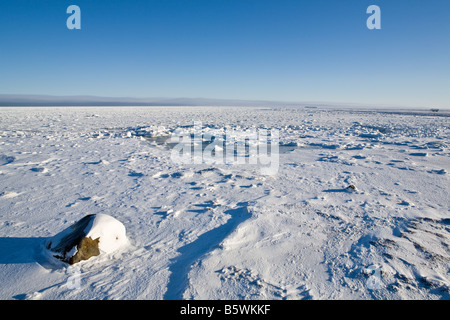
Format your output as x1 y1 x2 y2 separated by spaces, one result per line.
0 0 449 108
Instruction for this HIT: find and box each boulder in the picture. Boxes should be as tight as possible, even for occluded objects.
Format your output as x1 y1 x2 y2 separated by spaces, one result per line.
46 214 128 264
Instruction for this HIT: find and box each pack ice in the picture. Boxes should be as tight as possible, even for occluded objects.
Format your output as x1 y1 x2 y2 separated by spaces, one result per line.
0 106 448 300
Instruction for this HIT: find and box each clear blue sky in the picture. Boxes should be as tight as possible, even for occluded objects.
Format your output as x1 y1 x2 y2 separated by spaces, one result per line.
1 0 449 108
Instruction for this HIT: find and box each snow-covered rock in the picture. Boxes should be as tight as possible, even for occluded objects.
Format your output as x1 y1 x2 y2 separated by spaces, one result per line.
45 214 128 264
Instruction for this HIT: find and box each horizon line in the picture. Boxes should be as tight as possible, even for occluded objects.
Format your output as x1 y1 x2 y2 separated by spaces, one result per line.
0 93 446 110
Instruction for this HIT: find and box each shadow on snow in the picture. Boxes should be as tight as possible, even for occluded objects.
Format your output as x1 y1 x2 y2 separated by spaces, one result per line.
163 205 251 300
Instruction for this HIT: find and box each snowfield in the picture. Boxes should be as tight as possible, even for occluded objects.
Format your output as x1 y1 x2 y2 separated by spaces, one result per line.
0 106 448 300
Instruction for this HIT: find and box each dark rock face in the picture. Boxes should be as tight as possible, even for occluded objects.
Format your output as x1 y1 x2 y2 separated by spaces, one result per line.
67 236 100 264
46 214 100 264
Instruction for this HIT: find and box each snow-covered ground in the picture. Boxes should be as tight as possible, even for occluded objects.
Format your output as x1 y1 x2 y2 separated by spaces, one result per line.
0 106 448 300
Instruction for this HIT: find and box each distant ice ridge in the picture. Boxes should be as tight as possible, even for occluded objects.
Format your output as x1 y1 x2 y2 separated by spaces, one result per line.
117 109 449 154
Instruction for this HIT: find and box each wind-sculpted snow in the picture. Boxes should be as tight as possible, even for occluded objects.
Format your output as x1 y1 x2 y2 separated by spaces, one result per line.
0 106 448 300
